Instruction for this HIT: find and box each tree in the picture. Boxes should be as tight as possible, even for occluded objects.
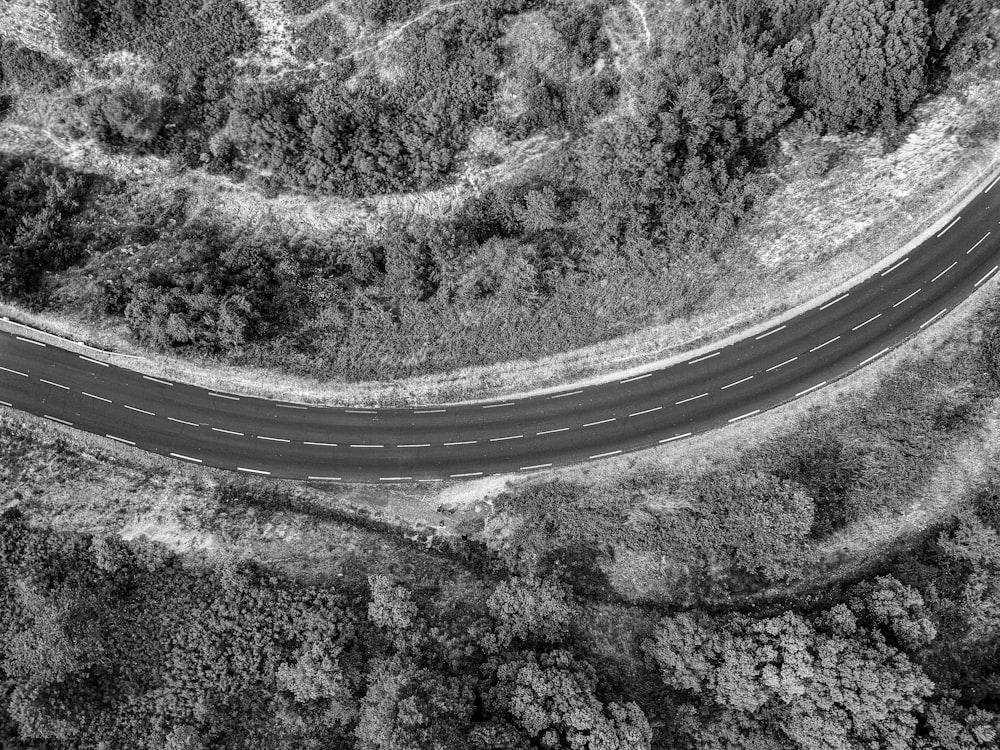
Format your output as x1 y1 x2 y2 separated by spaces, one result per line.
648 610 935 750
495 650 652 750
485 576 572 651
807 0 930 132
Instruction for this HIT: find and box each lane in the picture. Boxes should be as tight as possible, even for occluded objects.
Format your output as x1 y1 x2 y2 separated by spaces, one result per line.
2 174 1000 481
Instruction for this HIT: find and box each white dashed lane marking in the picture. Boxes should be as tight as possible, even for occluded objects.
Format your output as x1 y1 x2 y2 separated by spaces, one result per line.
819 293 849 311
551 390 583 399
212 427 244 436
676 393 708 405
44 415 72 426
687 352 719 365
16 336 45 347
345 409 376 415
483 402 515 409
795 381 827 398
721 375 753 390
168 417 199 427
537 427 570 435
755 325 786 340
275 403 307 410
238 467 271 476
589 449 622 459
444 440 477 446
414 409 446 414
350 443 384 448
398 443 431 448
986 175 1000 192
123 404 155 416
765 357 797 372
379 476 411 481
931 262 957 282
659 433 692 443
105 434 135 446
39 379 69 390
881 258 908 276
810 336 840 352
969 233 991 253
0 400 10 407
520 463 553 471
859 347 891 367
257 436 291 443
975 266 999 287
0 366 28 377
852 313 882 331
893 289 921 307
920 308 948 329
583 417 616 427
308 475 342 481
451 472 483 478
729 409 760 423
620 373 652 384
303 441 337 447
489 434 523 442
79 355 109 367
629 406 662 417
208 392 239 401
937 215 961 237
142 375 173 386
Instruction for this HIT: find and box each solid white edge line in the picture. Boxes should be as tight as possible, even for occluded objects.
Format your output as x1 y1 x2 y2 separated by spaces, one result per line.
688 351 719 365
620 373 652 384
303 441 337 446
986 174 1000 192
520 463 553 471
721 375 753 389
257 436 291 443
212 427 244 436
123 404 155 416
795 381 827 398
931 263 957 283
852 313 882 331
975 266 999 287
919 308 948 329
589 450 622 459
676 393 709 405
765 357 798 372
170 452 202 463
168 417 199 427
755 325 786 340
444 440 477 446
82 392 112 403
489 435 523 442
105 434 135 445
881 258 908 276
819 293 849 311
629 406 663 417
550 390 583 399
659 433 692 443
537 427 570 435
308 476 342 481
0 366 28 377
451 472 483 478
208 392 240 401
142 375 173 386
936 215 961 236
892 289 921 307
810 336 840 352
39 379 69 390
858 347 891 367
237 467 271 476
583 418 616 427
79 355 109 367
483 402 515 409
15 336 45 347
969 232 991 253
728 409 760 423
43 415 72 426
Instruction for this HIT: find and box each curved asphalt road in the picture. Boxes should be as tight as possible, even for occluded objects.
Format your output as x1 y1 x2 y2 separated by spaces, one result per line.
3 177 1000 482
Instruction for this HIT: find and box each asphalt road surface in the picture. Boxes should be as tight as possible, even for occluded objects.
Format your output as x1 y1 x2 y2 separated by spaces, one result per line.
4 176 1000 482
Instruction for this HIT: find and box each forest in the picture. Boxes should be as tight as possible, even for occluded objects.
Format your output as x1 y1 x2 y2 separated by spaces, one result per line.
1 0 997 378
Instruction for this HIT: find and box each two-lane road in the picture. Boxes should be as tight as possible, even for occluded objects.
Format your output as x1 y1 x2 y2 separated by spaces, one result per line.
4 174 1000 482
